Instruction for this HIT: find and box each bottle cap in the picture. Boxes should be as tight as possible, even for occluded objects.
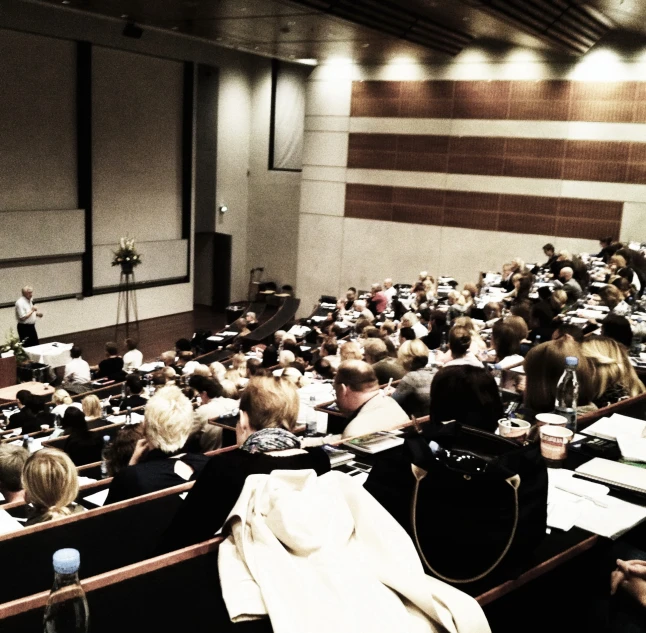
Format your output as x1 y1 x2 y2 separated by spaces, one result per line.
565 356 579 367
53 548 80 574
103 435 110 442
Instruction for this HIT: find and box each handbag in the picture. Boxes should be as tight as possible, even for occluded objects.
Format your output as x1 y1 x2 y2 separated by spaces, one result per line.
364 421 548 584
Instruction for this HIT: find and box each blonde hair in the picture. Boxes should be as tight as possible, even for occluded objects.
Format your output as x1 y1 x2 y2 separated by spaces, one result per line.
192 364 211 378
610 254 627 269
143 386 194 454
210 362 226 382
82 394 102 420
278 350 295 367
22 448 78 522
340 341 363 362
453 316 477 333
231 353 248 377
401 312 418 327
240 376 299 432
398 339 430 371
581 336 645 401
220 379 239 399
52 389 72 406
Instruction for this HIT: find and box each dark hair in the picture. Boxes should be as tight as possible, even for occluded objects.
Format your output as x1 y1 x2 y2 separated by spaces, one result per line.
430 310 447 329
188 374 208 393
16 390 32 406
63 407 88 435
543 243 554 252
314 358 336 380
430 365 504 432
419 307 432 323
106 425 145 477
348 287 357 293
105 341 118 356
449 326 471 358
323 339 338 355
601 314 632 348
200 379 223 399
362 326 381 338
70 346 82 359
613 275 634 292
492 321 521 361
537 286 552 301
599 236 614 246
125 338 138 351
175 338 192 352
125 374 143 394
399 326 416 341
553 323 585 343
247 358 267 377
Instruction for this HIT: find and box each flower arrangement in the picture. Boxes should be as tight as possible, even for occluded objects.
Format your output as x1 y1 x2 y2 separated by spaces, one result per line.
1 329 28 362
111 237 142 269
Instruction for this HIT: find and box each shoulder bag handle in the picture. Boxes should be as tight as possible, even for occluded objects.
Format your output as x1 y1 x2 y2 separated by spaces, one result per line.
410 464 521 584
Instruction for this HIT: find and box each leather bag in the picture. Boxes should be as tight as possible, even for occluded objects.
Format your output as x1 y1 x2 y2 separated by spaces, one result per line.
364 421 548 584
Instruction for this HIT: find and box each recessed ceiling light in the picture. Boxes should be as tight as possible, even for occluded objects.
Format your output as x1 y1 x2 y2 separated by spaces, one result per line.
362 43 370 48
172 26 179 30
121 13 128 18
287 21 296 26
62 1 71 4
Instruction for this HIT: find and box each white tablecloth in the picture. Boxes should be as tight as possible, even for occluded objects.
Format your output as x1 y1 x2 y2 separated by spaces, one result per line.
24 342 73 368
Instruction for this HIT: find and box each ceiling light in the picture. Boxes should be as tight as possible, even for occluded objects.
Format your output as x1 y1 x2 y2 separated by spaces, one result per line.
362 43 370 48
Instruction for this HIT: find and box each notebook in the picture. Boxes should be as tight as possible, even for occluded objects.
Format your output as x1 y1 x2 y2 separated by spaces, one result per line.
575 458 646 495
581 414 646 442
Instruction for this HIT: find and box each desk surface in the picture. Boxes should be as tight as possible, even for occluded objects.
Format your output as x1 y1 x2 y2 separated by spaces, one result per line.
0 381 54 402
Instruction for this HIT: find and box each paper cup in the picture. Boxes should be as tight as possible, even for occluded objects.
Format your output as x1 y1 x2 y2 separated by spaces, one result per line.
497 418 531 442
540 425 573 465
535 413 568 428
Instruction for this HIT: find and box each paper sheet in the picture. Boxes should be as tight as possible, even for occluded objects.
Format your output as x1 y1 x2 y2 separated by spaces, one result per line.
0 509 24 535
83 488 110 507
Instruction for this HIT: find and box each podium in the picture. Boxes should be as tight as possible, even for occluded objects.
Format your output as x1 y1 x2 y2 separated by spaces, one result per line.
0 355 17 389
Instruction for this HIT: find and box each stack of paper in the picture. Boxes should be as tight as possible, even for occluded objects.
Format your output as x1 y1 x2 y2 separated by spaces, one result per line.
547 469 646 538
582 413 646 442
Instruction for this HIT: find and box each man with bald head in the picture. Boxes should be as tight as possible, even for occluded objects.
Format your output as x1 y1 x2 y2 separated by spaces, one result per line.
383 278 397 307
554 266 582 306
334 360 408 438
15 285 42 347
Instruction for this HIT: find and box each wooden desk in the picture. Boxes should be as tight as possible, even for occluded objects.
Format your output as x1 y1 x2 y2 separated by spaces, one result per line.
0 356 17 389
0 381 54 404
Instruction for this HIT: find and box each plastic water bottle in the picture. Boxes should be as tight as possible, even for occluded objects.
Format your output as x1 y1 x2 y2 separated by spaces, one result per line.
100 435 111 479
490 363 502 386
126 406 132 425
630 332 642 357
22 434 29 450
306 396 317 435
534 334 541 347
554 356 579 433
440 331 448 353
43 548 89 633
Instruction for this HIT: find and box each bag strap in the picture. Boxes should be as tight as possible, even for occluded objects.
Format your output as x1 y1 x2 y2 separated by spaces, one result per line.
410 464 521 584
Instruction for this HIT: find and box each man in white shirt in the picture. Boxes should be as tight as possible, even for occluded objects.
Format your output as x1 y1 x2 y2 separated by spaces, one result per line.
383 278 397 307
123 338 143 372
15 285 42 347
63 346 91 385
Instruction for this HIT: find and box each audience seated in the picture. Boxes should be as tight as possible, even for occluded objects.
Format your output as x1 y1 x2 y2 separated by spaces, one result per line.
81 394 104 429
340 341 362 362
62 407 103 466
159 376 332 553
105 386 209 504
401 311 428 339
363 338 405 384
334 360 408 439
123 337 143 372
119 375 148 411
62 345 91 392
0 445 28 504
581 336 645 408
523 337 594 419
439 326 484 368
7 390 40 433
22 448 85 525
391 339 433 417
104 425 145 477
51 389 82 419
491 320 524 366
94 341 126 381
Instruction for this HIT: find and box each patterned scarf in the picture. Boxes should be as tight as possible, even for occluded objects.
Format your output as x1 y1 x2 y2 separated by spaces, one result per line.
239 427 301 454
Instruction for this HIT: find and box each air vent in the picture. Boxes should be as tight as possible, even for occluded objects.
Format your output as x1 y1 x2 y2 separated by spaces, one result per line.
470 0 613 55
290 0 474 56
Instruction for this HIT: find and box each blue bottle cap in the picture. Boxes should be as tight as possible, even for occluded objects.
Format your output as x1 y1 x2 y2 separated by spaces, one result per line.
53 548 80 575
565 356 579 367
103 435 110 442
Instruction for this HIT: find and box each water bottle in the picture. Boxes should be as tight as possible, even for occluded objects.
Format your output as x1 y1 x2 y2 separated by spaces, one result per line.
22 434 29 450
440 331 448 353
126 406 132 425
306 396 317 435
100 435 111 479
554 356 579 433
43 548 89 633
533 334 541 347
121 381 127 399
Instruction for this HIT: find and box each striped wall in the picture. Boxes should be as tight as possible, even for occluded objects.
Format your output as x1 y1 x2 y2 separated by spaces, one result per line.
296 57 646 317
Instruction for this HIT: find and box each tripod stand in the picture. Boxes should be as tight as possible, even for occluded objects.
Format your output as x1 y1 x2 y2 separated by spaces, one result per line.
115 270 139 338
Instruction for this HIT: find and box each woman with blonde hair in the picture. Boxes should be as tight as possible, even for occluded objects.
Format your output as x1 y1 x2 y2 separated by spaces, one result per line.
160 376 330 552
23 448 85 525
391 339 433 417
210 361 226 382
581 336 645 408
340 341 363 362
231 353 248 379
82 394 103 427
105 386 210 504
51 389 82 418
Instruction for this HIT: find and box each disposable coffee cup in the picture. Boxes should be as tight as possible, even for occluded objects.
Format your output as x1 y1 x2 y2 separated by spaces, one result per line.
498 418 531 442
540 425 573 466
535 413 568 428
